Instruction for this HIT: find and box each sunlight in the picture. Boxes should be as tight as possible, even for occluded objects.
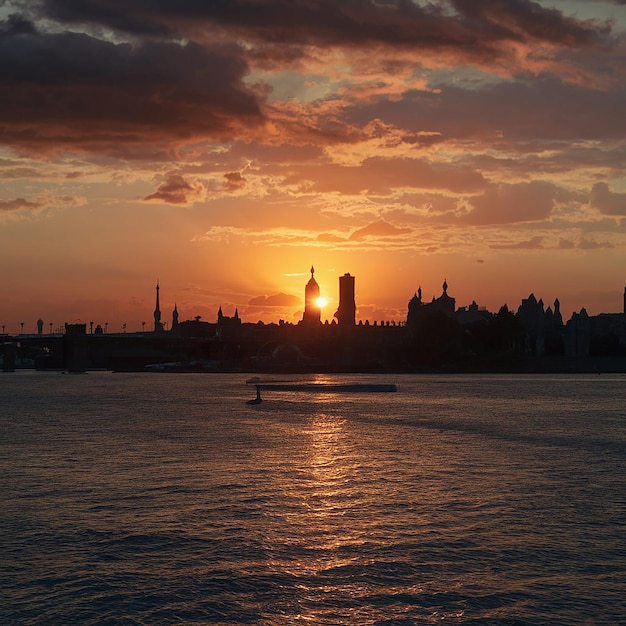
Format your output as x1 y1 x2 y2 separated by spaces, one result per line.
316 297 328 308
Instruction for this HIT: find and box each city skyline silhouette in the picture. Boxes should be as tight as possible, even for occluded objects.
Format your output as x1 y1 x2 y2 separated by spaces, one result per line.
3 266 625 374
3 271 626 337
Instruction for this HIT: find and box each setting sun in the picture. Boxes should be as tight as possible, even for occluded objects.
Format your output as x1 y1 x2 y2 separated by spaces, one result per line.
316 297 328 309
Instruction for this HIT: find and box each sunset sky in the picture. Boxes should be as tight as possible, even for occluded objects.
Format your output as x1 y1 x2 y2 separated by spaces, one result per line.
1 0 625 333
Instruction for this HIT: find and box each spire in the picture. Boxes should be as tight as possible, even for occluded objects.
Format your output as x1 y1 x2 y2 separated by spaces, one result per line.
442 279 448 294
153 281 163 332
171 302 179 331
311 265 315 277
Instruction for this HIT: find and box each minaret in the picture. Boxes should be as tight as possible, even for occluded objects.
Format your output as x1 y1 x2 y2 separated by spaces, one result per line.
302 265 321 325
171 303 179 332
154 282 163 332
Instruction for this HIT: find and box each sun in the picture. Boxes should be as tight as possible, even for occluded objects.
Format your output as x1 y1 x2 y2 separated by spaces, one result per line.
316 297 328 308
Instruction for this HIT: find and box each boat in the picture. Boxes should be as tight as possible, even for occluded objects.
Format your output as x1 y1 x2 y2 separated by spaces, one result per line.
245 378 396 403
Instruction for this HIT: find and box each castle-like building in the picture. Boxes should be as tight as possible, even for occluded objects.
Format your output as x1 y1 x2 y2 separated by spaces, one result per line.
407 279 455 329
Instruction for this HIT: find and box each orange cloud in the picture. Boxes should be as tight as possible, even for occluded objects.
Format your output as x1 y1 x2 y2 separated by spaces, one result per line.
223 172 246 192
490 236 545 250
465 181 559 225
0 197 42 212
349 219 412 240
248 293 300 307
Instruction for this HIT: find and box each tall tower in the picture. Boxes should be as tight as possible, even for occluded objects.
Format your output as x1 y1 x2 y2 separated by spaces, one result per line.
154 282 164 332
171 303 179 332
302 266 321 325
335 273 356 326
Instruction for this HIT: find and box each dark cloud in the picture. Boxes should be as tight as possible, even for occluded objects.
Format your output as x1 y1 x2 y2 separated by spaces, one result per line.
0 19 263 154
143 174 205 205
0 1 618 159
350 78 626 146
449 0 606 46
589 182 626 216
34 0 609 53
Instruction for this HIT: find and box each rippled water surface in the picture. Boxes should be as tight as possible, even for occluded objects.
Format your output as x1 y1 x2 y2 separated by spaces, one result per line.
1 372 625 625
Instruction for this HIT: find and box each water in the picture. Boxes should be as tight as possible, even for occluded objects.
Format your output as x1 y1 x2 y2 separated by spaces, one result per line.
1 372 624 625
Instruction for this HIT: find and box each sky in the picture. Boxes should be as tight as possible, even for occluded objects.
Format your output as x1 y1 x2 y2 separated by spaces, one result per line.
1 0 625 333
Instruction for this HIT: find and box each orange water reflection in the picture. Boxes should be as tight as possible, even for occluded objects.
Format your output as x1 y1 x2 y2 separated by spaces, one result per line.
277 411 381 622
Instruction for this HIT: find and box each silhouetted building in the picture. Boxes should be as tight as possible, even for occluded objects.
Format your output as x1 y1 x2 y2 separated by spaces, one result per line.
217 306 242 339
37 318 43 335
154 282 164 332
565 308 590 357
407 280 456 330
335 273 356 326
518 293 545 356
302 266 321 326
455 301 491 325
407 286 423 329
589 306 626 356
543 298 565 355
